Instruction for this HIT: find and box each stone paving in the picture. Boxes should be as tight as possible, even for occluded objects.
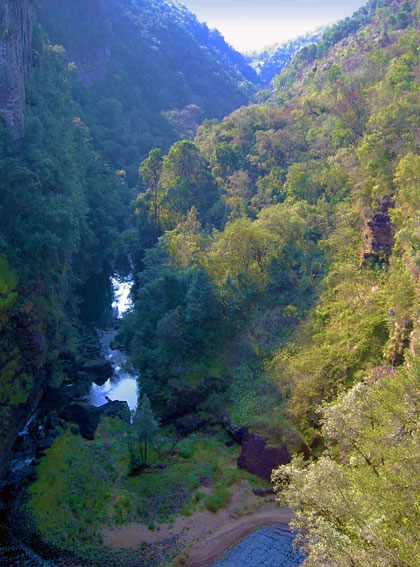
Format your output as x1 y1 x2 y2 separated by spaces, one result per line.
210 525 304 567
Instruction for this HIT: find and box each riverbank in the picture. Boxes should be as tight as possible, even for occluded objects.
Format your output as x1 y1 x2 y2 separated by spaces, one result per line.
103 480 294 566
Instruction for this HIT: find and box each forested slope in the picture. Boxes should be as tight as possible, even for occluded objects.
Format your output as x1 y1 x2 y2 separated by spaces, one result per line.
246 28 326 86
0 0 258 479
119 1 420 563
2 0 420 564
36 0 259 186
0 20 130 476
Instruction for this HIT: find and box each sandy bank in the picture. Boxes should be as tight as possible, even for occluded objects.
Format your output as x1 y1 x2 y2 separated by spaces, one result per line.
102 481 294 566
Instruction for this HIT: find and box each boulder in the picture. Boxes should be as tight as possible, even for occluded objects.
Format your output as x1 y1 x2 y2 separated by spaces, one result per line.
237 434 291 481
82 358 113 385
47 410 59 429
60 404 101 440
60 400 129 440
252 488 275 497
37 436 54 450
67 380 91 399
221 415 249 444
101 400 130 422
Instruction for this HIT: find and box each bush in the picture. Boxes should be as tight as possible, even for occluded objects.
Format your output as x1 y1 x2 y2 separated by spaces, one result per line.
204 486 231 513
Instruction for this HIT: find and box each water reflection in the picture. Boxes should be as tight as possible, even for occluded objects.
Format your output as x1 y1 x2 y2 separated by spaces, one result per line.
89 375 138 412
89 276 139 413
210 525 304 567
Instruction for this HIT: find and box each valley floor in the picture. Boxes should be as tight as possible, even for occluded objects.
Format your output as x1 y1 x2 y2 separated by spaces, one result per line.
102 481 294 566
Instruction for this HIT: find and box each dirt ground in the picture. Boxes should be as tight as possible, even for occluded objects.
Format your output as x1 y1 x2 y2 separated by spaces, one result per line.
102 481 294 567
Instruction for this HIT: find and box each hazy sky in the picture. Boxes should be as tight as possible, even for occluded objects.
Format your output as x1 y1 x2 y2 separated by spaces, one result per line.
179 0 368 51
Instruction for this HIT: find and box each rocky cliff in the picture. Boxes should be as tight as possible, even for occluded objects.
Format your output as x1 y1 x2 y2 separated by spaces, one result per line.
0 0 33 138
361 199 394 264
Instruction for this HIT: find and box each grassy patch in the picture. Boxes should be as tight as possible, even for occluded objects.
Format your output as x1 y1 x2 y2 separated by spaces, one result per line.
203 485 232 513
24 416 262 556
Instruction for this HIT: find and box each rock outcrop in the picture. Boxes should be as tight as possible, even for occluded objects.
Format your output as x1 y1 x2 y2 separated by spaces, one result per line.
237 433 291 481
60 400 129 440
361 199 394 264
81 358 114 385
0 0 33 137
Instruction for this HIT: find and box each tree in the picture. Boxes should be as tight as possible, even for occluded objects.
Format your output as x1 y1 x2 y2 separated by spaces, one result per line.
273 361 420 567
224 169 253 219
206 217 276 297
160 140 217 223
130 394 160 466
163 206 206 267
139 148 164 237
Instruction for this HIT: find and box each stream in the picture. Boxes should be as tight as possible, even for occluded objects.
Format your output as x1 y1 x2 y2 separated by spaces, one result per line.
88 277 138 413
0 277 304 567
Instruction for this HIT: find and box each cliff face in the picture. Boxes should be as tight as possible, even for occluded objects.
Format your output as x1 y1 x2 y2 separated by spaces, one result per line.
0 0 33 138
361 199 394 264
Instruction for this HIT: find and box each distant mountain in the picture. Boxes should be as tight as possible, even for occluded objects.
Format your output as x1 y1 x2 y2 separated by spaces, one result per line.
36 0 259 185
247 28 327 85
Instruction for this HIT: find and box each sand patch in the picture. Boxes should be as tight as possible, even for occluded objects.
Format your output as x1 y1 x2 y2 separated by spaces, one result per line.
102 481 294 567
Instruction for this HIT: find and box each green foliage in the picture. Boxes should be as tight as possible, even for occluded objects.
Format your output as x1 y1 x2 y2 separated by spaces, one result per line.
36 0 258 186
0 27 126 437
26 420 254 557
17 3 420 565
130 394 160 466
203 485 232 513
274 359 420 567
118 245 225 412
247 27 326 85
0 256 17 320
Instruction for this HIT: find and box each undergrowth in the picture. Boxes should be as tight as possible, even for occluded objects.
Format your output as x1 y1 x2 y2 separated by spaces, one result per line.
25 416 266 555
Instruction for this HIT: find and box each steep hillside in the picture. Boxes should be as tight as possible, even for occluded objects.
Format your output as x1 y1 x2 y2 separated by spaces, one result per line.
112 0 420 562
246 28 326 86
0 0 33 138
0 10 130 480
0 0 258 482
36 0 259 186
3 0 420 565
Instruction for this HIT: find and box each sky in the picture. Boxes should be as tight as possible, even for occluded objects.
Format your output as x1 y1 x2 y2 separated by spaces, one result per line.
179 0 368 51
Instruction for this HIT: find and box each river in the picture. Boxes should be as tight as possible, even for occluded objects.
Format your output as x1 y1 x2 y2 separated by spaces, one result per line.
0 276 303 567
88 277 138 414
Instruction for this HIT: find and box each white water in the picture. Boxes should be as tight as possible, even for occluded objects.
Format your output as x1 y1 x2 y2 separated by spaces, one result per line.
111 276 133 318
88 277 138 412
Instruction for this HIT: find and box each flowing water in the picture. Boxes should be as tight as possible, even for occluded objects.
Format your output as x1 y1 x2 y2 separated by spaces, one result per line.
111 276 133 319
88 328 139 412
0 277 303 566
88 277 139 414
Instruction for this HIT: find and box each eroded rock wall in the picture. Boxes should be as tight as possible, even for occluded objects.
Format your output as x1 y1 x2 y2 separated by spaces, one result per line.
361 199 394 264
0 0 33 138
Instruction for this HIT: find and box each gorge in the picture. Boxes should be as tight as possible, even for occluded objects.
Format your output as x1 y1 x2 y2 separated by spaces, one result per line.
1 0 420 566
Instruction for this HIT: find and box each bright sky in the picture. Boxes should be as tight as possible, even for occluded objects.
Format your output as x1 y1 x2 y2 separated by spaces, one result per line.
179 0 368 51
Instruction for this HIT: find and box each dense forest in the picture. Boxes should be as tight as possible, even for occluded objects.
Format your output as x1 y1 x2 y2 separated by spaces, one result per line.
246 28 327 86
37 0 259 186
1 0 420 566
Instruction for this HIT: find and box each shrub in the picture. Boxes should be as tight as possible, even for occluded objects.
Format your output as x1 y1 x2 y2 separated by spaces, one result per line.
204 486 231 513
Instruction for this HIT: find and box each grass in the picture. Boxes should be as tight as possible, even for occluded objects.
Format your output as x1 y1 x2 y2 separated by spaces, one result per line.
203 485 232 513
24 415 266 557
